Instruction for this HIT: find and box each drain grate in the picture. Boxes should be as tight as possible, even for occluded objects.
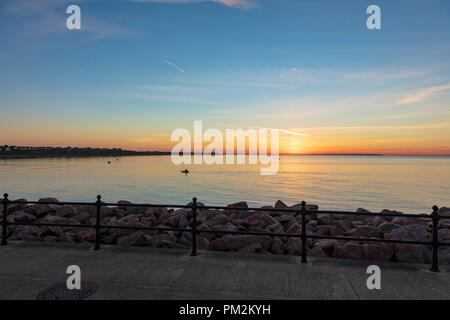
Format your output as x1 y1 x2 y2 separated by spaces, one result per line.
37 281 97 300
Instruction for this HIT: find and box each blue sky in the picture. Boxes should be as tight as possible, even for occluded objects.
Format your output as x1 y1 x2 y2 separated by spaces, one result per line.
0 0 449 154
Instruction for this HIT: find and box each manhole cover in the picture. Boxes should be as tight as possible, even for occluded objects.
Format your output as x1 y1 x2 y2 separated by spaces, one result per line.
37 281 97 300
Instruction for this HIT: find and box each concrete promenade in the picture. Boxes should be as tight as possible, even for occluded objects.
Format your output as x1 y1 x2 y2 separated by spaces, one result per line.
0 241 448 300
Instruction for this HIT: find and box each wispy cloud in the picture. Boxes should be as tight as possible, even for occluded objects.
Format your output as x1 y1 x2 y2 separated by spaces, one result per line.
397 84 450 105
3 0 134 39
129 0 256 9
217 123 309 136
164 60 185 73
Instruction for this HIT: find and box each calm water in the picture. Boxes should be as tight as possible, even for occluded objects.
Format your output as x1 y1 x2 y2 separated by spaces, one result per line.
0 155 449 213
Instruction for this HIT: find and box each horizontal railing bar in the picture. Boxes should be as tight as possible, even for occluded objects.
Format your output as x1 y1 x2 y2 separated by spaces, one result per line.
6 221 450 247
9 222 95 228
5 200 438 218
195 228 302 238
307 234 433 245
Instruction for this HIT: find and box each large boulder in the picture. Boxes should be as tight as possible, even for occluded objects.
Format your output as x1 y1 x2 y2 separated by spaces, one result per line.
348 226 382 238
376 222 400 234
33 204 58 218
393 244 428 264
309 240 339 257
7 200 27 214
117 231 148 246
209 235 272 251
386 224 428 242
269 237 284 254
334 242 366 260
55 205 77 218
363 243 394 261
238 243 263 253
75 229 96 242
282 238 302 255
7 211 37 223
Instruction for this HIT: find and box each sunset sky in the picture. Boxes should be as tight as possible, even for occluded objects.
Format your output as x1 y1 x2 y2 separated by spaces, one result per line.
0 0 449 155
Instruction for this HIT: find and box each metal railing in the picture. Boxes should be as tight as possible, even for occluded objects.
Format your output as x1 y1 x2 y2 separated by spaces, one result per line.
1 193 449 272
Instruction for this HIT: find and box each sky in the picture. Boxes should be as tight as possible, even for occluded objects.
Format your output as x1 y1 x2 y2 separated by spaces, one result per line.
0 0 449 155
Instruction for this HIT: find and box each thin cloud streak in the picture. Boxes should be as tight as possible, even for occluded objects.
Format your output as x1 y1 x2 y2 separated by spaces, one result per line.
164 60 185 73
397 84 450 105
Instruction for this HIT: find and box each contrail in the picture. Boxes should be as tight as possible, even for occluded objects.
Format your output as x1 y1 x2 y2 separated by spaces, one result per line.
164 59 185 73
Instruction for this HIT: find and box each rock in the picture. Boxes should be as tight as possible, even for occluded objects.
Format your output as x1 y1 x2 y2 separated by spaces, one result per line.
238 243 263 253
437 207 450 216
310 240 339 257
363 243 394 261
438 228 450 241
391 217 427 226
159 214 178 228
286 223 302 234
367 216 385 227
378 209 403 221
438 219 450 229
276 215 293 224
126 206 145 216
212 223 238 233
348 226 382 238
282 238 302 255
7 200 27 214
158 239 188 249
376 222 400 234
208 213 231 226
196 236 209 249
117 231 148 246
227 201 248 208
55 205 77 218
34 204 57 218
177 214 190 229
284 217 298 230
7 211 36 223
439 248 450 264
75 229 96 242
209 235 272 251
72 211 91 223
356 208 372 214
117 200 132 210
393 244 427 264
58 233 76 243
269 237 284 254
386 224 428 242
39 226 64 238
38 198 59 203
266 223 284 234
102 232 118 244
331 219 353 232
145 206 169 218
274 200 288 209
237 211 253 219
334 242 366 260
316 214 332 225
43 236 58 242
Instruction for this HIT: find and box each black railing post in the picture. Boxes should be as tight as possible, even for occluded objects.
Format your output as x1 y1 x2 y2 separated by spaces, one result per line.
301 201 307 263
94 195 102 251
430 205 440 272
1 193 9 246
191 197 197 256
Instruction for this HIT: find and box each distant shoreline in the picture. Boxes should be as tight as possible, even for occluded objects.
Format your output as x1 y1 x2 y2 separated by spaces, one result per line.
0 150 171 159
1 150 449 160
